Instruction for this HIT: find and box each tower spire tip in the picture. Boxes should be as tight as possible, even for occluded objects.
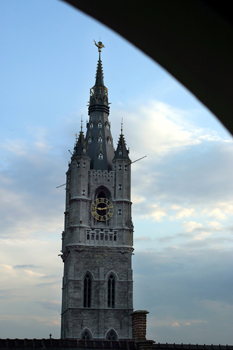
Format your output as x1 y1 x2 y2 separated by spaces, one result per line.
94 39 105 53
81 115 83 132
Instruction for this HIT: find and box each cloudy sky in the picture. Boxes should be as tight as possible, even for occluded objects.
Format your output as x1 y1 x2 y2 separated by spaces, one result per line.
1 0 233 345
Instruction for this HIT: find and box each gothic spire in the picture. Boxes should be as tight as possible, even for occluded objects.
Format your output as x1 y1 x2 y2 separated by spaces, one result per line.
89 40 109 115
114 123 130 160
73 120 88 157
95 56 104 86
86 41 114 171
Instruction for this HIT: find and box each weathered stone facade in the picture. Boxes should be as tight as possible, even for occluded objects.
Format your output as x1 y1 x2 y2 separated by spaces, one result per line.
60 43 133 340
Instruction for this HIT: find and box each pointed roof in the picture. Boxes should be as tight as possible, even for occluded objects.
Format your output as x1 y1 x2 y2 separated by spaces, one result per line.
73 129 88 157
114 131 130 160
85 118 115 170
85 41 115 170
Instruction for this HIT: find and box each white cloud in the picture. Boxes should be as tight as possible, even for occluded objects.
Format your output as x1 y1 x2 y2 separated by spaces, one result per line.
183 221 203 232
176 208 196 219
170 204 181 210
150 204 167 221
193 231 212 240
131 194 146 204
220 202 233 215
23 269 45 277
1 139 28 156
137 203 167 221
114 101 202 160
208 221 222 229
202 207 226 220
148 316 207 328
0 264 14 272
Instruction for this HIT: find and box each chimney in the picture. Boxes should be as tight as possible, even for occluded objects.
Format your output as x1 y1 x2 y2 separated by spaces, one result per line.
131 310 154 350
131 310 149 341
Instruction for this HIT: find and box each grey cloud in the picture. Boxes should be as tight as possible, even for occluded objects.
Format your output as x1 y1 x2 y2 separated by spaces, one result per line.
134 236 152 242
35 280 61 287
13 265 42 269
133 247 233 343
157 233 192 242
182 235 233 250
0 144 65 237
36 300 61 313
132 140 233 208
0 289 18 300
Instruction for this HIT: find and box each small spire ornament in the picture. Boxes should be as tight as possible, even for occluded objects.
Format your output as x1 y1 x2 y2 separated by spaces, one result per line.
94 39 105 53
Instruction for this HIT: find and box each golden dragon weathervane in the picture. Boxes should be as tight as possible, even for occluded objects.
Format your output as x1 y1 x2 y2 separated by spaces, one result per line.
94 40 105 53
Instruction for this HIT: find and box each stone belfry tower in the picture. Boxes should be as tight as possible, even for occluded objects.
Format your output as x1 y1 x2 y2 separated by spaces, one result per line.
60 42 134 340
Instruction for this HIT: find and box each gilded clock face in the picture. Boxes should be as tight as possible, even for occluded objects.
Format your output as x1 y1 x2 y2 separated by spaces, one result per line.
91 198 114 221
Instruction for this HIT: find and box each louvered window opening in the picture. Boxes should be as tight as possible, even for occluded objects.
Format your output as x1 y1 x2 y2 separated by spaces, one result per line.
108 274 115 308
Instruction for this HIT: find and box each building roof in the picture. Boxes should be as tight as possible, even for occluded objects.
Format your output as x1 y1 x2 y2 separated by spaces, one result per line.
0 340 232 350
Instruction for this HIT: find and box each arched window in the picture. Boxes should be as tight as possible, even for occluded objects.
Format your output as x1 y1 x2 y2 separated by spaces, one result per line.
106 329 117 341
81 329 92 340
83 273 91 308
108 274 115 308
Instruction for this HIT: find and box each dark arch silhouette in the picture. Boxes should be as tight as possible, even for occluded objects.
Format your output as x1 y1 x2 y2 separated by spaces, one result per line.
80 328 92 340
62 0 233 135
106 329 118 341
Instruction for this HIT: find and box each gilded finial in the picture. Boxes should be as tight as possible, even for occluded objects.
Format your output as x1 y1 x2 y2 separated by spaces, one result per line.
121 118 123 135
94 39 105 53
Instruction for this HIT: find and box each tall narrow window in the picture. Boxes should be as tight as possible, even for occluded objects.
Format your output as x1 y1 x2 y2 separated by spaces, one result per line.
83 274 91 308
108 274 115 308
